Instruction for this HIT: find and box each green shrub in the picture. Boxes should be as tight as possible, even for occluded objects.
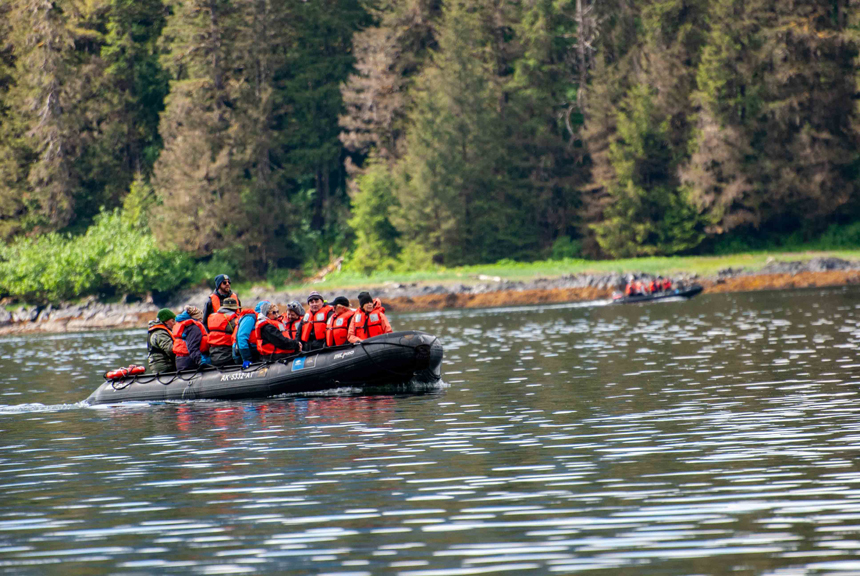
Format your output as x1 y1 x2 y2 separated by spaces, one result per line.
550 237 583 260
0 210 194 303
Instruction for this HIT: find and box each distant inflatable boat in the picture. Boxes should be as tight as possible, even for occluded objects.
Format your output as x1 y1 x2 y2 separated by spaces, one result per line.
612 284 704 304
85 331 443 405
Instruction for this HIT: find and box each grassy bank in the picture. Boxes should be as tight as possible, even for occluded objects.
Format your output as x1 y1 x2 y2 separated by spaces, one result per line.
236 250 860 294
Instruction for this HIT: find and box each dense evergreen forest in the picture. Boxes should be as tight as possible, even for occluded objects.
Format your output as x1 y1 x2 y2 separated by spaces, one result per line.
1 0 860 301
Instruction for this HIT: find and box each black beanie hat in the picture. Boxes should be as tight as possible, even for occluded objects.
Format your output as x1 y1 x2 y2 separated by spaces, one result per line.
332 296 350 308
358 292 373 307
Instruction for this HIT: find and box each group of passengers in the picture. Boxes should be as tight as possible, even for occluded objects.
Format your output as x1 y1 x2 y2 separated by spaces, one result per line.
624 277 673 297
147 274 393 374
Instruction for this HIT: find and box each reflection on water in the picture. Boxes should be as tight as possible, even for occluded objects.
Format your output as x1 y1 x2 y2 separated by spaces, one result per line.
2 287 860 574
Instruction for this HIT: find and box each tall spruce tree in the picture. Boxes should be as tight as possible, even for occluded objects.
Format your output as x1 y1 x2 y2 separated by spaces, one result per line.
506 0 584 250
340 0 441 164
583 0 710 255
152 0 248 258
0 0 81 234
592 85 705 256
98 0 169 182
274 0 370 253
395 0 534 265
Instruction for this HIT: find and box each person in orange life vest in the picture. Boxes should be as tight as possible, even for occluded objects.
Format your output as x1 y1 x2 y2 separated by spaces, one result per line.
281 301 305 341
173 305 210 371
648 279 658 293
624 282 635 296
207 297 239 367
348 291 392 343
202 274 241 329
300 291 334 351
147 308 177 373
326 296 355 347
663 278 673 291
255 302 302 361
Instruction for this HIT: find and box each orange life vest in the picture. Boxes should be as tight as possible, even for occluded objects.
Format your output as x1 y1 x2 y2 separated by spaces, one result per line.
283 318 301 340
231 309 258 349
352 307 386 340
326 309 355 347
255 318 297 357
209 291 241 313
172 318 210 357
300 305 333 342
147 323 175 360
207 311 236 347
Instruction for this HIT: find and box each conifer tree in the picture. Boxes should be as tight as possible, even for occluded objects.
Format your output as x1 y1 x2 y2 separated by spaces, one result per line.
152 0 247 257
395 0 533 265
340 0 441 164
592 85 706 256
98 0 169 182
683 0 860 234
0 0 80 233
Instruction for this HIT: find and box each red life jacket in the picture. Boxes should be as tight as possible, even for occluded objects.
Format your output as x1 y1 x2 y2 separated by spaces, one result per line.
255 318 297 357
172 318 210 357
209 291 241 313
231 309 258 349
326 309 355 347
663 280 672 291
283 317 302 340
207 311 236 347
649 281 657 293
300 305 333 343
352 306 386 340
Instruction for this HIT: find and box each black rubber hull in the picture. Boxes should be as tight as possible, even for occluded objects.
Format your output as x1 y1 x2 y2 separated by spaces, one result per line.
613 285 704 304
85 331 443 405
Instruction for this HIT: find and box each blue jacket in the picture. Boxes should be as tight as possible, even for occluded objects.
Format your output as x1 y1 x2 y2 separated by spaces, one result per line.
233 313 258 362
233 301 269 363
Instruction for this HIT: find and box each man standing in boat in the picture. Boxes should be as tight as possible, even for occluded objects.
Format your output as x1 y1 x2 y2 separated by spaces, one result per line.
202 274 241 329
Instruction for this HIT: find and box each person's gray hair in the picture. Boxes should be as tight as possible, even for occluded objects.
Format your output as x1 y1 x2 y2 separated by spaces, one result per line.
259 302 273 317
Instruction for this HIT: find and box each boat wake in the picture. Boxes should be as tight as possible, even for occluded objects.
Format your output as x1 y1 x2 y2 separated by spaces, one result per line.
0 401 89 415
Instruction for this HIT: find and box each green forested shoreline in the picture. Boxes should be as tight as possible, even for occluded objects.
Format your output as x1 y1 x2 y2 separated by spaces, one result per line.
1 0 860 303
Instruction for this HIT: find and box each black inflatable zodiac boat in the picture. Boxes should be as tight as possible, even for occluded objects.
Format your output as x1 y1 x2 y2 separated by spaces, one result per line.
85 331 443 405
612 284 704 304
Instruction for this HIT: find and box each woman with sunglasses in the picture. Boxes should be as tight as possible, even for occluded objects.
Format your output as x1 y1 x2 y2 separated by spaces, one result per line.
254 302 302 361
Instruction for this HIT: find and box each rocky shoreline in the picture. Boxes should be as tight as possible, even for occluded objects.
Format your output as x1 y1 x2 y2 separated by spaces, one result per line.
2 256 860 336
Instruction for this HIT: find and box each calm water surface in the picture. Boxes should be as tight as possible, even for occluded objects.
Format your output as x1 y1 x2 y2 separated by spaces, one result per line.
3 288 860 575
